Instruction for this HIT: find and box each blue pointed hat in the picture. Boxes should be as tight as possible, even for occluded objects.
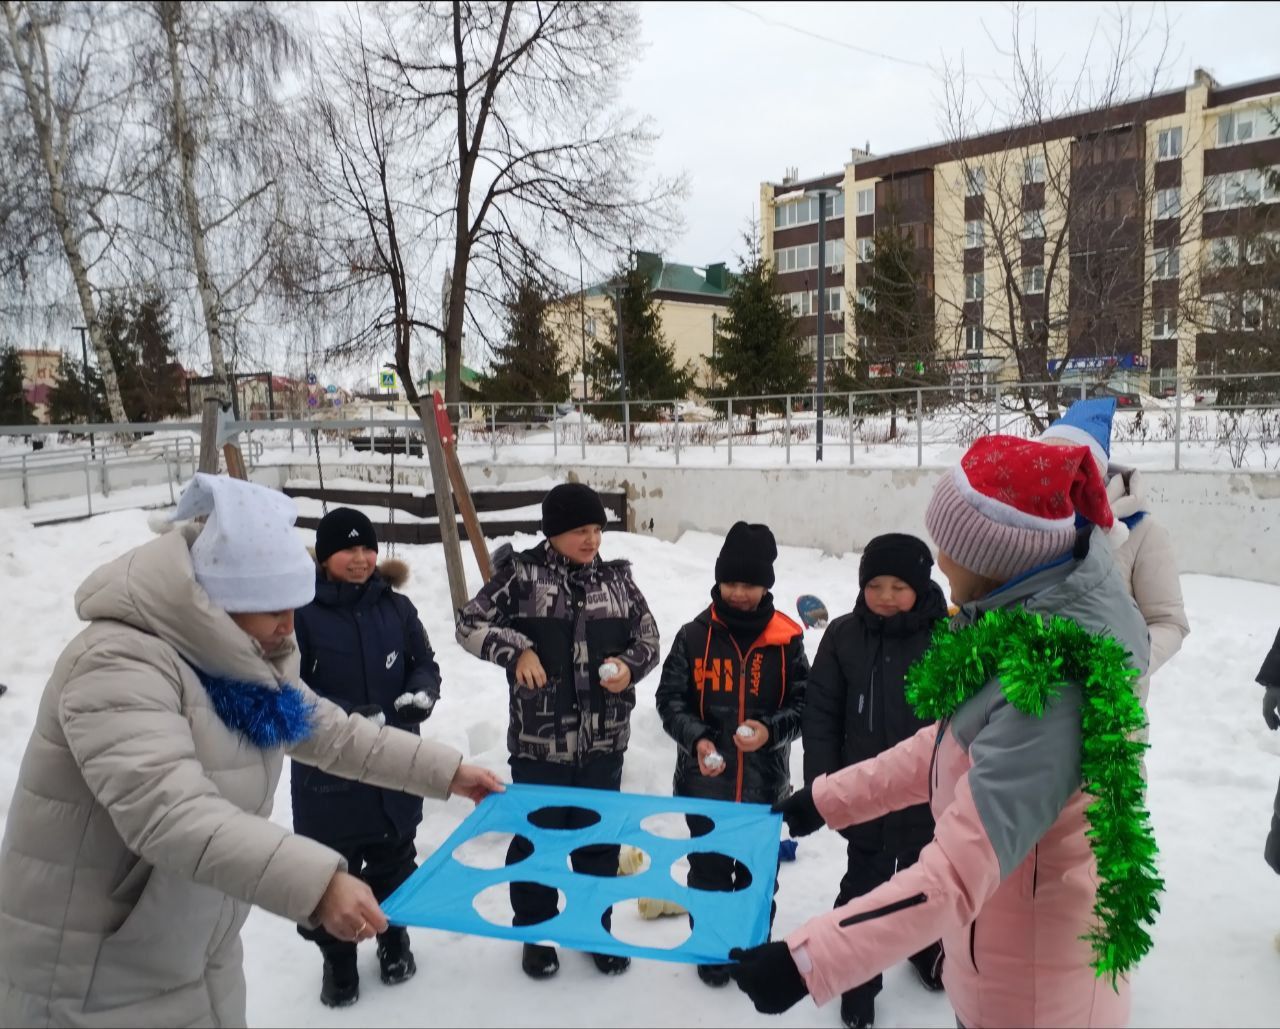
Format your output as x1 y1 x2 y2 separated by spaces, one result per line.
1040 396 1116 470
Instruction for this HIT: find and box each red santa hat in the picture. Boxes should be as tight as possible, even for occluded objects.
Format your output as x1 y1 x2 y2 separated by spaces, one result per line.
925 434 1124 581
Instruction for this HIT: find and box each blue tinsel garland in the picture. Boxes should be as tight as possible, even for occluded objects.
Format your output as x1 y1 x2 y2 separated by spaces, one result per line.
194 668 315 748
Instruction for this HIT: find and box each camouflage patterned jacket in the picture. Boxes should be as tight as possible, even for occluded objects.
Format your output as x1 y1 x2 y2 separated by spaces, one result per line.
456 541 661 764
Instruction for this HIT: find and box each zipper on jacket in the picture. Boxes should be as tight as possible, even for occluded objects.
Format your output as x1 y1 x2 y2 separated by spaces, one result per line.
725 632 755 805
928 722 946 805
1031 845 1039 897
868 663 876 734
838 892 927 928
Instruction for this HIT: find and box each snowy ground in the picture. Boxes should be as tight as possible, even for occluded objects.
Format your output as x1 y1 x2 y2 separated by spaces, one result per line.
2 510 1279 1027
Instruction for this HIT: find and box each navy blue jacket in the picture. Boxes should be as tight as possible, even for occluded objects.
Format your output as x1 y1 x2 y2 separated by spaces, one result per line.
290 561 442 848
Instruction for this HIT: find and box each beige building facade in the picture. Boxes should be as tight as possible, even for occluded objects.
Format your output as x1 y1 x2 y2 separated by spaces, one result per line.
551 251 731 399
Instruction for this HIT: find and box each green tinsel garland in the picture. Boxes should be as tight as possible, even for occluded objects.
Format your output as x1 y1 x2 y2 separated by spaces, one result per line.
904 605 1162 983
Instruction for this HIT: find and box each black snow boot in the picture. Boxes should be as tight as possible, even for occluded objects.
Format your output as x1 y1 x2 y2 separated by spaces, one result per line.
377 926 417 985
521 943 560 979
320 950 359 1008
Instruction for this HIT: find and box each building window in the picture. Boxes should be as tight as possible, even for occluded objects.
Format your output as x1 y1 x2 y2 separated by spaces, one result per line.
857 287 875 312
1153 307 1176 339
1218 110 1256 146
1243 292 1264 331
856 188 874 216
1155 187 1181 220
965 219 984 248
965 324 983 352
1266 170 1280 203
1023 154 1046 184
1245 231 1280 265
1205 293 1231 329
1021 209 1046 239
1154 247 1179 280
965 272 984 301
1204 174 1226 211
1209 236 1240 269
1157 126 1183 160
775 240 843 274
775 192 845 229
965 166 986 197
1022 265 1045 294
856 237 874 263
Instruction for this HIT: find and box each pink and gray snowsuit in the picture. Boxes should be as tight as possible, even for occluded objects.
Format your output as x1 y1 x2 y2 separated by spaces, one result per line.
787 529 1151 1028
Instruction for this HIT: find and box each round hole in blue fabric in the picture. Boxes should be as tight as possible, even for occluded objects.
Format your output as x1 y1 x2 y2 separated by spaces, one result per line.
527 805 602 831
639 812 715 840
568 844 650 876
452 831 533 870
674 853 754 892
471 881 565 927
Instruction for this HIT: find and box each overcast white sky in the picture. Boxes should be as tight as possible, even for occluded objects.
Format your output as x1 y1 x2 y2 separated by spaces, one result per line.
620 1 1280 268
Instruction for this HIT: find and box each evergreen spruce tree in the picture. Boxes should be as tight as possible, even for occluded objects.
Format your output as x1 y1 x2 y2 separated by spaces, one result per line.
0 345 34 423
588 260 696 419
477 273 571 415
47 356 107 424
47 287 185 424
841 220 944 437
708 232 808 431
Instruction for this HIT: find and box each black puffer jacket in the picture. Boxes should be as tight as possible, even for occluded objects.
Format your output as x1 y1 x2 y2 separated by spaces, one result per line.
801 583 949 854
291 560 441 847
1260 628 1280 872
656 595 808 805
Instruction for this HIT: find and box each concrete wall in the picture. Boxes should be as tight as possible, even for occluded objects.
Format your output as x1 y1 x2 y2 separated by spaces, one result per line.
265 461 1280 586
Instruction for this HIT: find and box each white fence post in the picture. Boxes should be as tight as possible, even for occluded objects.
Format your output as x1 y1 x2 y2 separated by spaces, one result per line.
916 389 924 467
727 398 733 466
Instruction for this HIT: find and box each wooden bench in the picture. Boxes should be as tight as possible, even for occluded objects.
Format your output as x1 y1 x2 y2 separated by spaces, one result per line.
285 484 627 547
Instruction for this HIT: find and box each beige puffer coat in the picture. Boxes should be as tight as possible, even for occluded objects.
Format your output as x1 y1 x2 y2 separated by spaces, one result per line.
1107 466 1190 682
0 527 462 1028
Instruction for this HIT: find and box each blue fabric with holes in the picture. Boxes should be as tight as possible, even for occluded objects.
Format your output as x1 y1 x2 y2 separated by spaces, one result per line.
381 783 783 964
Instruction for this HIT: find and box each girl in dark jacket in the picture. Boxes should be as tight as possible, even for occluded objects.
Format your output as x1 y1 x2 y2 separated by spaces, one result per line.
291 508 441 1008
801 533 949 1029
656 521 809 988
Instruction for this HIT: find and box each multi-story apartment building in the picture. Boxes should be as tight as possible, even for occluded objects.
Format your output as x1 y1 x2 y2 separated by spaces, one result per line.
761 70 1280 395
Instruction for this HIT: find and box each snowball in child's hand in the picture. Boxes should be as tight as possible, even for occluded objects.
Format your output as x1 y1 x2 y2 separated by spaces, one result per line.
413 691 433 707
736 724 756 739
598 661 621 681
703 750 725 770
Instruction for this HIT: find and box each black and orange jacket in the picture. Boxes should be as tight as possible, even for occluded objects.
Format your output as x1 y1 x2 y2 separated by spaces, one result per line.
656 602 808 805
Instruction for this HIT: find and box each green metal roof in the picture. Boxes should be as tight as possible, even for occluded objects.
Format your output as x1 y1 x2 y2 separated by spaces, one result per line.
418 365 481 388
583 251 733 301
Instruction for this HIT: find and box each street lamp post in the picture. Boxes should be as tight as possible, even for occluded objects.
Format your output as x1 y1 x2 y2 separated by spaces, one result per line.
578 252 590 404
806 187 838 462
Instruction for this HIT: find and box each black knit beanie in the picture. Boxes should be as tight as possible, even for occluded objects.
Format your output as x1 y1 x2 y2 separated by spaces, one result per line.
316 507 379 564
859 533 933 597
542 483 608 537
714 521 778 588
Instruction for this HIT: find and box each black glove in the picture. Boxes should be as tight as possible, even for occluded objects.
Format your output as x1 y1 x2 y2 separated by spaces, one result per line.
773 786 824 838
728 942 809 1014
1263 686 1280 730
394 691 436 725
352 704 387 729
